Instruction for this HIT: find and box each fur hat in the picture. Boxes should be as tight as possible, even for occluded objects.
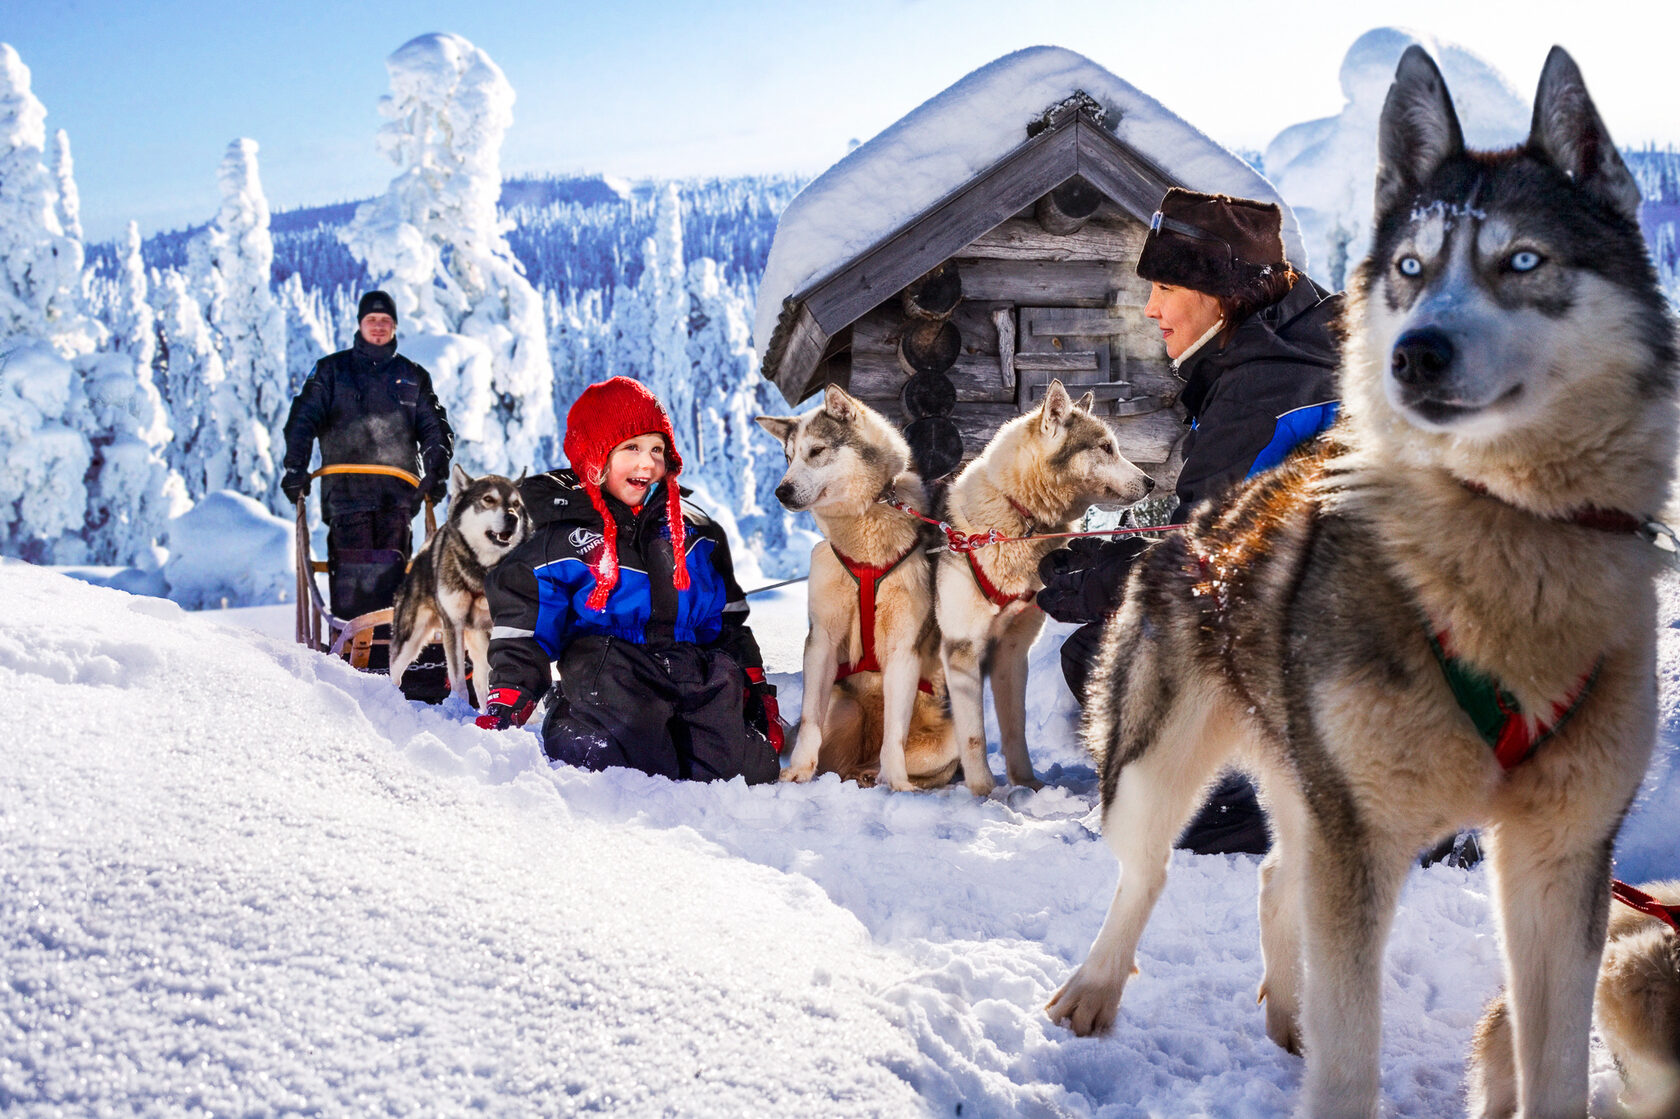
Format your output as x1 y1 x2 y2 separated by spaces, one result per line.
563 376 688 610
1135 189 1289 305
357 290 399 324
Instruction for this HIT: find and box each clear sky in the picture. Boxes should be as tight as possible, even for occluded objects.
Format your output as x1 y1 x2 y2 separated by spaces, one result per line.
8 0 1679 243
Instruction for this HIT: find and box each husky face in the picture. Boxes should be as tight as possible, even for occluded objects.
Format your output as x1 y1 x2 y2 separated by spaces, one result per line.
755 385 910 514
448 464 529 562
1353 46 1671 443
1032 382 1155 510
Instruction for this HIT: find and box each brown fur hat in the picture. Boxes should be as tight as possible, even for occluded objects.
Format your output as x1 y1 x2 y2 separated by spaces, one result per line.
1136 188 1290 305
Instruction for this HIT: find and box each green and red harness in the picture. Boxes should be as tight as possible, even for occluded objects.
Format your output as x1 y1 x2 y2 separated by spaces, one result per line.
1425 627 1599 771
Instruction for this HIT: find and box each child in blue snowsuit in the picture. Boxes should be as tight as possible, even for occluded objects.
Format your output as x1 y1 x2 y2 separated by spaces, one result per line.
476 377 782 785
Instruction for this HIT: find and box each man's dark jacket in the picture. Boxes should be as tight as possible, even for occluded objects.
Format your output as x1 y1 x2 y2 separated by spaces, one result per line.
281 335 453 517
1037 277 1342 625
484 470 766 704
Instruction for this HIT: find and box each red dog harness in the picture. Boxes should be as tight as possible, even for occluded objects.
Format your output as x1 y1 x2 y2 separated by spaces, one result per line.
1612 880 1680 935
830 543 935 694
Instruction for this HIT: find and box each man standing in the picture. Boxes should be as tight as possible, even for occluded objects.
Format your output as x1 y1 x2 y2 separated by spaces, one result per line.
281 291 453 646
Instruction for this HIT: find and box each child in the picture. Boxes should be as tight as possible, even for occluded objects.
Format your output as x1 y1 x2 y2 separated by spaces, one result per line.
477 377 782 785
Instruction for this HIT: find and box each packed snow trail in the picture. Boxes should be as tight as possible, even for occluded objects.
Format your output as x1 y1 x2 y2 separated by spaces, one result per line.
5 562 1678 1116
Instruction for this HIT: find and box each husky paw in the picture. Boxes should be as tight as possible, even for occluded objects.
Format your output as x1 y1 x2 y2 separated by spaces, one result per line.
964 770 997 797
1007 770 1044 792
779 758 818 783
1046 966 1125 1036
1258 983 1303 1056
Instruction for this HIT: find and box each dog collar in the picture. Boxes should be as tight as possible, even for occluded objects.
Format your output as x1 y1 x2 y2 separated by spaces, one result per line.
1459 480 1643 536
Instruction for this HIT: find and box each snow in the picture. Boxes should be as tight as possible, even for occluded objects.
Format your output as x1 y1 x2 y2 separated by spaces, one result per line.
7 559 1679 1115
1261 29 1531 289
160 489 294 610
754 45 1304 365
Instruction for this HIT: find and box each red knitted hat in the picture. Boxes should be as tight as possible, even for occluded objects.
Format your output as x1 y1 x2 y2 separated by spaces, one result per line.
563 377 688 610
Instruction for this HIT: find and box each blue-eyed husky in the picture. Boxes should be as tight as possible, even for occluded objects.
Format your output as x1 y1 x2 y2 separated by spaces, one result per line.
1047 46 1678 1119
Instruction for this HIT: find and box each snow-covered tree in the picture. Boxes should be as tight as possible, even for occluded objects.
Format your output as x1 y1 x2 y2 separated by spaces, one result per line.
75 222 184 565
608 184 692 448
50 129 82 243
187 138 286 509
341 32 555 475
152 267 235 500
277 273 333 397
0 42 96 559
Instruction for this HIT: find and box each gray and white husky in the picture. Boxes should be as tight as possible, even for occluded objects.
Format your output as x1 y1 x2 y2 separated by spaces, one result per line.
1046 46 1678 1119
390 465 529 708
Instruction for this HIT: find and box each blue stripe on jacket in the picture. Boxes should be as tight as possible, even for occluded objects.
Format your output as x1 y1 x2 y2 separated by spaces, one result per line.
1246 400 1340 478
531 535 727 656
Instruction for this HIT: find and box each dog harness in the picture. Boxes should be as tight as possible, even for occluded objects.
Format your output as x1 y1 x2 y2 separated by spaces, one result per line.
829 543 934 694
1426 627 1599 770
963 495 1041 609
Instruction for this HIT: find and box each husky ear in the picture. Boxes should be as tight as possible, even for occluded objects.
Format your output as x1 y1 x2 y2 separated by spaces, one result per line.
450 462 471 495
822 384 858 423
1039 379 1073 434
1075 390 1096 414
512 468 527 485
1374 45 1466 218
1528 46 1642 224
755 415 798 447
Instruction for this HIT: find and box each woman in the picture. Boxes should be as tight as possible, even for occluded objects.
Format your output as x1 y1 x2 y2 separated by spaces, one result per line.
1038 188 1341 854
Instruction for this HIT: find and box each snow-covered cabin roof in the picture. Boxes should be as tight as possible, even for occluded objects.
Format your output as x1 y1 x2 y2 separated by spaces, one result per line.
754 46 1305 404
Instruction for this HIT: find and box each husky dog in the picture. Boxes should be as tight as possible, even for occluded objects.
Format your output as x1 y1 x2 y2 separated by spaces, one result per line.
936 380 1154 795
1045 46 1678 1119
1470 880 1680 1119
756 387 958 789
390 465 530 708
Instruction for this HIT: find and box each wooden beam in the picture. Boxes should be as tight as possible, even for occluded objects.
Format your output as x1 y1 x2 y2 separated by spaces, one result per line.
953 258 1131 304
964 215 1145 263
799 124 1080 334
762 301 833 405
1072 119 1182 224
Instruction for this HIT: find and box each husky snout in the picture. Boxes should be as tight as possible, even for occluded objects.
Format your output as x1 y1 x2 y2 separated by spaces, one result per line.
1390 327 1454 387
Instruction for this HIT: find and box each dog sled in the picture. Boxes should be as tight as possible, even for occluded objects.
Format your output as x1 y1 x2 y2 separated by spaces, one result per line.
293 464 437 670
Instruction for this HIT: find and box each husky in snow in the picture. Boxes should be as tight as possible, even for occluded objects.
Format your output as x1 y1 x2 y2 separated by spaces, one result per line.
1470 880 1680 1119
756 387 959 789
1045 46 1678 1119
935 380 1154 795
390 465 530 708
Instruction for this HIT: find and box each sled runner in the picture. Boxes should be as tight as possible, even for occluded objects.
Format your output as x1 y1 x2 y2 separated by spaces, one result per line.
293 464 437 670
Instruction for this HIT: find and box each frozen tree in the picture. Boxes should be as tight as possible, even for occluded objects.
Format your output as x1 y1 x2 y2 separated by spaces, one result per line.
0 43 96 354
608 184 692 448
277 273 333 397
153 268 236 500
187 138 286 509
547 285 610 428
73 222 185 565
50 129 82 243
341 32 555 475
0 43 96 559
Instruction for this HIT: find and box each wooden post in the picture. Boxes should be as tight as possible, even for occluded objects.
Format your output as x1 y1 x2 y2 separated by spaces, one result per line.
1034 178 1103 236
897 319 961 378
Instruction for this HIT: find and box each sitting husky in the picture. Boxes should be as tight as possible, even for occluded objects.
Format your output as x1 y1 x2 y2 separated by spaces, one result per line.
936 380 1153 795
756 387 958 790
1046 47 1678 1119
1469 880 1680 1119
390 465 529 709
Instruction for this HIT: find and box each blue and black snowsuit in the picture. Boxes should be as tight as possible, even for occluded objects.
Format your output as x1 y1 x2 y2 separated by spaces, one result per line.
484 470 779 785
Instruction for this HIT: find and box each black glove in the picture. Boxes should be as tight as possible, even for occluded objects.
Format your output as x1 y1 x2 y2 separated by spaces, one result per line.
475 686 535 731
282 469 310 505
1036 536 1150 624
422 473 449 505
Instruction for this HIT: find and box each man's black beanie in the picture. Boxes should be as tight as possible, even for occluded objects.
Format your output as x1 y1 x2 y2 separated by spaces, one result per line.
357 290 399 325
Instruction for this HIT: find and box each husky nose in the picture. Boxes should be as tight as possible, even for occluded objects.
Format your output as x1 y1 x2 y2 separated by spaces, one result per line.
774 481 796 507
1391 328 1455 386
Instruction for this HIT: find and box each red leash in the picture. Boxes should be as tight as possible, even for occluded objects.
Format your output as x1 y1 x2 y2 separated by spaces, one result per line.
1612 880 1680 935
876 491 1178 554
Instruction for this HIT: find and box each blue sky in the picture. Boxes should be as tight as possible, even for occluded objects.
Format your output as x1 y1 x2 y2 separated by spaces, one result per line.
9 0 1679 242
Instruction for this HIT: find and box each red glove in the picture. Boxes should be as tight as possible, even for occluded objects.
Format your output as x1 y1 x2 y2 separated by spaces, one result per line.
475 686 536 731
745 667 786 754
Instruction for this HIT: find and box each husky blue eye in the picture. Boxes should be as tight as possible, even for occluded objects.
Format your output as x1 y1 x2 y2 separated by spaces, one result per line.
1398 256 1423 276
1509 250 1542 272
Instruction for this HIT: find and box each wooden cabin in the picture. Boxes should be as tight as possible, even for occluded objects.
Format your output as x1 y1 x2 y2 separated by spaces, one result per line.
756 61 1305 484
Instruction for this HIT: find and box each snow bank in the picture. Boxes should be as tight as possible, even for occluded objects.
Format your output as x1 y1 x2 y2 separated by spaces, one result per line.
161 489 293 609
755 45 1301 361
16 562 1676 1115
1261 28 1530 287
